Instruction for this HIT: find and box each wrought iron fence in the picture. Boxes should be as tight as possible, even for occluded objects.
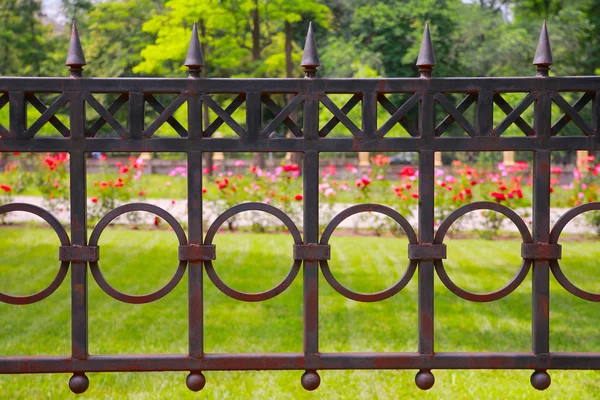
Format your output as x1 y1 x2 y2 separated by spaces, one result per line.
0 20 599 394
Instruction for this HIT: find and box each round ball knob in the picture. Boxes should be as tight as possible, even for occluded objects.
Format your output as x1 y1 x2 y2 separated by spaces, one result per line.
415 369 435 390
530 370 551 390
301 370 320 391
69 373 89 394
186 372 206 392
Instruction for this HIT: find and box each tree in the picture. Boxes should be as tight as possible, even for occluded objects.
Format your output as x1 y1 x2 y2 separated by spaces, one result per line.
136 0 331 167
84 0 162 77
0 0 54 76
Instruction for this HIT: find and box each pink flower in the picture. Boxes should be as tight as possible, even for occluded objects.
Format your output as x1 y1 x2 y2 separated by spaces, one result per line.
234 160 244 167
324 188 336 197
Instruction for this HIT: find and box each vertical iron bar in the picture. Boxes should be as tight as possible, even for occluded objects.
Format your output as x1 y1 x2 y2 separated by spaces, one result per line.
362 91 377 136
477 91 494 136
188 93 203 358
188 150 203 358
9 91 26 139
303 89 320 367
418 92 435 355
129 92 144 139
246 91 261 138
593 91 600 136
188 94 202 140
532 90 551 355
69 92 88 360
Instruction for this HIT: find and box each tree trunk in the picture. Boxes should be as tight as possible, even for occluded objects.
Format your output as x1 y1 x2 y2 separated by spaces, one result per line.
285 21 302 169
197 19 214 175
250 0 265 168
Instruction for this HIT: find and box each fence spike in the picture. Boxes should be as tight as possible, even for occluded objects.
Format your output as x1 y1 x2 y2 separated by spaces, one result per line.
185 22 204 78
533 21 553 77
66 21 86 77
301 22 320 78
416 22 436 78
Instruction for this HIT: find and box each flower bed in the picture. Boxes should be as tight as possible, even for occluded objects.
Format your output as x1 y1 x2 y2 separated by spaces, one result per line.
0 153 598 236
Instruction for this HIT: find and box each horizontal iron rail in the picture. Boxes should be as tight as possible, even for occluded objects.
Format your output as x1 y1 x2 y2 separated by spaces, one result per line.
0 76 599 93
1 353 599 373
2 137 600 153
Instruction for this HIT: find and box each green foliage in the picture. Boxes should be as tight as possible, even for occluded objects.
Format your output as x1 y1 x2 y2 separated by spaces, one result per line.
84 0 162 77
134 0 330 78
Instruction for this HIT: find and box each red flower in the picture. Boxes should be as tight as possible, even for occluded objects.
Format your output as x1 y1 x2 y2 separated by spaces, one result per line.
13 152 20 156
171 200 176 205
490 192 506 202
138 191 145 196
154 216 161 227
294 194 303 201
398 166 415 177
0 184 11 192
91 197 98 203
119 166 129 174
411 193 419 199
202 188 207 194
99 154 107 161
499 185 507 191
471 180 478 186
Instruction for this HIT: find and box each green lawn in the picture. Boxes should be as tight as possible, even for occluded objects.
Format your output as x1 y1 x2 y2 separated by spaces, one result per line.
0 227 598 399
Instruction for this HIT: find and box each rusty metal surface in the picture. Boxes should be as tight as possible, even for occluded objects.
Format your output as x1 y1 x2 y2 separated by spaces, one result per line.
0 20 598 394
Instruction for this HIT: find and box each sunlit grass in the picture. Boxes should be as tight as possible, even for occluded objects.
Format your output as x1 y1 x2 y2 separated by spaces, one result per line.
0 228 598 399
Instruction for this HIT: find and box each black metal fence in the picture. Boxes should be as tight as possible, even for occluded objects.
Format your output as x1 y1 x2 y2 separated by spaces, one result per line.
0 20 598 394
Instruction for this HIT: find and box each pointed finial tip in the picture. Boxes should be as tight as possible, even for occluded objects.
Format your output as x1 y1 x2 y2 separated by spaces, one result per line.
66 20 86 70
185 22 205 71
533 20 553 71
301 21 320 77
416 23 436 76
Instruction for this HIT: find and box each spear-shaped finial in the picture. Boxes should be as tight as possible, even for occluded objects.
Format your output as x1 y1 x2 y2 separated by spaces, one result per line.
185 22 205 78
301 22 320 78
416 22 436 78
533 21 553 77
66 21 86 77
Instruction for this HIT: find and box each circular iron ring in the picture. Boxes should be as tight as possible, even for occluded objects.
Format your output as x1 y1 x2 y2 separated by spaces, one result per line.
89 203 187 304
319 204 418 302
204 202 302 302
549 202 600 302
434 201 532 302
0 203 70 305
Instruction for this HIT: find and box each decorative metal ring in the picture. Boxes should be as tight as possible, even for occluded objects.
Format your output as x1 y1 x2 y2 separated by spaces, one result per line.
89 203 187 304
433 202 533 302
0 203 70 305
549 202 600 302
204 202 302 302
319 204 418 302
